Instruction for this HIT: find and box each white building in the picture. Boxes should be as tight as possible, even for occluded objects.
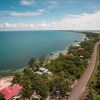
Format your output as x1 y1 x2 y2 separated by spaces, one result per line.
39 67 48 73
36 67 49 75
35 71 43 75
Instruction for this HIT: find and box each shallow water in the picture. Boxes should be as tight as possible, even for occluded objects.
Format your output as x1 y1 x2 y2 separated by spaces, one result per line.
0 30 85 71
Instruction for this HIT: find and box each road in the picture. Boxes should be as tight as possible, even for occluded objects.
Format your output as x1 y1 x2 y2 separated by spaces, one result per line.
68 42 100 100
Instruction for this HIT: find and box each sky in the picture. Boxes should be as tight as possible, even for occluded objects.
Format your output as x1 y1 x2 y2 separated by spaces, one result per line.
0 0 100 30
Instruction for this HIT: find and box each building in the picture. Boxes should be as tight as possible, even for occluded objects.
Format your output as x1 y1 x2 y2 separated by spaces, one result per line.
35 67 53 75
36 71 43 75
36 67 48 75
39 67 48 73
0 85 22 100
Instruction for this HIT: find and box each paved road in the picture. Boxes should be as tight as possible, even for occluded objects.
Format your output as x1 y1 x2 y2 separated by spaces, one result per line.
68 42 100 100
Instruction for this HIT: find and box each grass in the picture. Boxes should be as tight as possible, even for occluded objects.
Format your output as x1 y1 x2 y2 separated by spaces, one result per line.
80 44 100 100
87 44 100 99
87 44 99 86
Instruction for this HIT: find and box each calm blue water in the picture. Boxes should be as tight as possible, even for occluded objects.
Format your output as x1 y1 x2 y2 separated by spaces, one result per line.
0 31 85 71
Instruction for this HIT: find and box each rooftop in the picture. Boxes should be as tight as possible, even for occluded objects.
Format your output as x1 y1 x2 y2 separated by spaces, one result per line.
0 85 22 100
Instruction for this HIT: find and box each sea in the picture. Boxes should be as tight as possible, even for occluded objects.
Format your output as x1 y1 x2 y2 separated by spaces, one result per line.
0 30 86 71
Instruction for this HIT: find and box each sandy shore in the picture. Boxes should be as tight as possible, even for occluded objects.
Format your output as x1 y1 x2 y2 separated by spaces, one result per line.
47 41 82 60
47 34 86 60
2 33 86 73
0 76 13 90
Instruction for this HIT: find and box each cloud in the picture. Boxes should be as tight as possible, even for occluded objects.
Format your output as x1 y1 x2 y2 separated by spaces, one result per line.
0 22 56 30
58 11 100 30
47 1 58 9
0 9 45 17
0 11 100 30
10 9 44 16
0 23 35 29
20 0 36 6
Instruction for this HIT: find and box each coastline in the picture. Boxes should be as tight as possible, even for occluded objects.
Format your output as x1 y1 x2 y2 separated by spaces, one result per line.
47 33 86 60
14 32 86 73
0 32 100 100
0 32 86 74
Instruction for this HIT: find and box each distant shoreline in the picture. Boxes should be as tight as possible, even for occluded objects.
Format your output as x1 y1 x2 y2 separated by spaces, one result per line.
0 31 86 74
1 33 86 74
14 32 86 73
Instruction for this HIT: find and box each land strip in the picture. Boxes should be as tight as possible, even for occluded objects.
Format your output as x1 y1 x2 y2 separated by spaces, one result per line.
68 42 100 100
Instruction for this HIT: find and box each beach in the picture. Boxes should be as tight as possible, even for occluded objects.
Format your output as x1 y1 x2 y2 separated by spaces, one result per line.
0 31 86 72
0 76 13 90
14 34 86 73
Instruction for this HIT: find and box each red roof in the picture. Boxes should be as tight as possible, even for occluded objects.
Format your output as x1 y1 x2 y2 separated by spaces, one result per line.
0 85 22 100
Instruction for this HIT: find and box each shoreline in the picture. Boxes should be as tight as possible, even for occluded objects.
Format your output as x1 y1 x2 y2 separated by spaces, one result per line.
0 32 86 74
12 33 86 73
47 34 86 60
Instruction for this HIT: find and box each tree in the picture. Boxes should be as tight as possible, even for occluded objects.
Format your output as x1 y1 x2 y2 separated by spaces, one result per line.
21 78 33 98
54 76 70 97
0 93 4 100
87 88 94 100
12 72 23 85
47 79 55 92
28 58 40 71
28 57 37 67
23 67 33 75
39 56 46 66
32 75 49 99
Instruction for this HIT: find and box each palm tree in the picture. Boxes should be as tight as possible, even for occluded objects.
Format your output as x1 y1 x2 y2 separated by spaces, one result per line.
21 79 33 98
28 57 37 67
28 58 40 71
23 67 33 75
12 72 23 85
39 56 46 66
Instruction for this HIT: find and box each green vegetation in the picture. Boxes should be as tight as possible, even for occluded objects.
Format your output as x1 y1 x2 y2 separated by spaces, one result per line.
11 32 100 99
86 44 100 100
0 93 4 100
0 71 15 78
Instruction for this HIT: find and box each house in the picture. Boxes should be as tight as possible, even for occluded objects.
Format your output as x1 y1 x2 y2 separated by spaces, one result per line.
0 85 22 100
39 67 48 73
35 71 43 75
35 67 52 75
